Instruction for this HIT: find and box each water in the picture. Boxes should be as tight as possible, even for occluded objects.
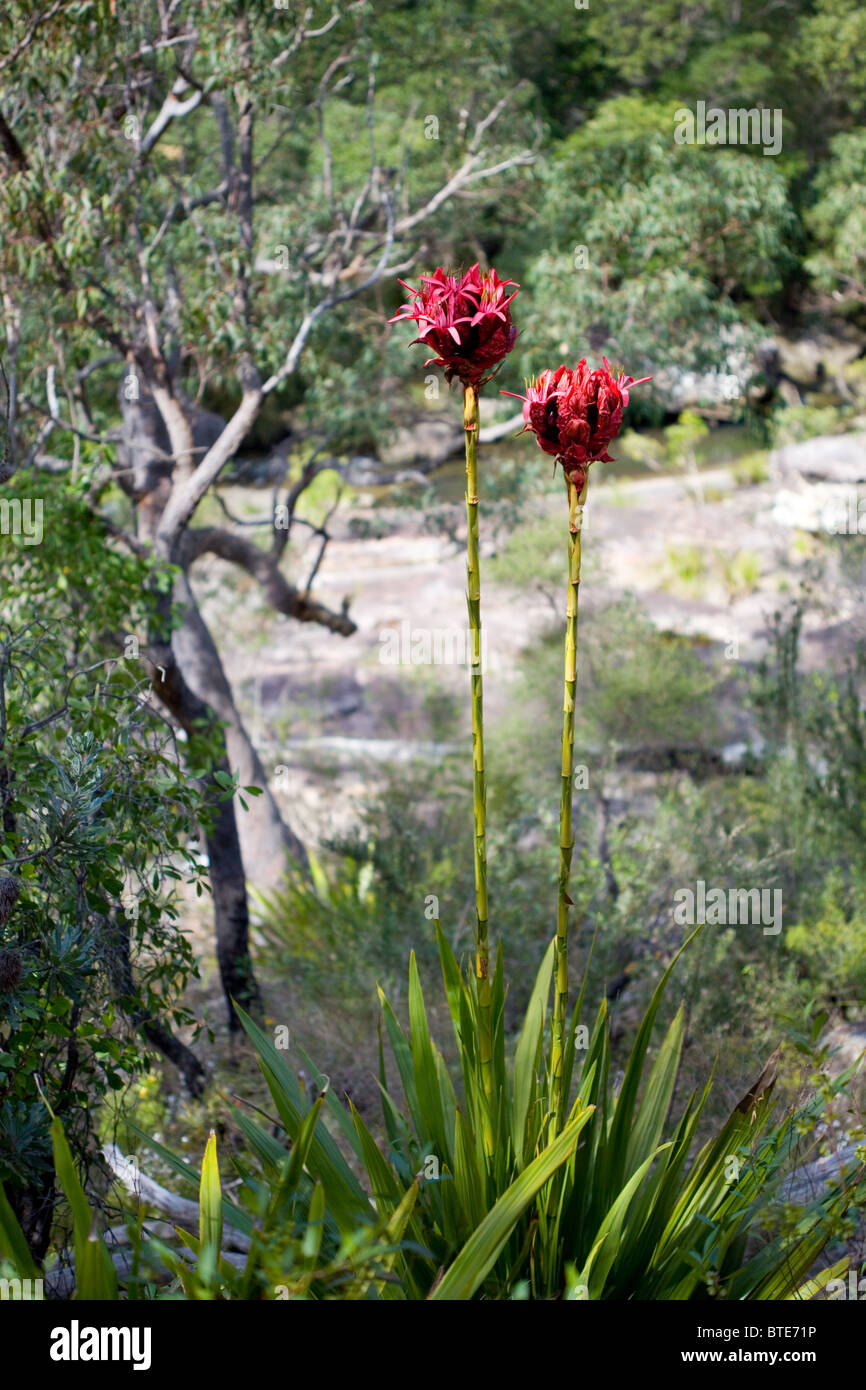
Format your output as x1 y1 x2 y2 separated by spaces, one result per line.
418 422 760 505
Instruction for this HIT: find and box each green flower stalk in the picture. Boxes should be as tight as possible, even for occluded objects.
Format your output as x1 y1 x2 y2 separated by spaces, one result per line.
389 264 520 1144
507 358 650 1133
550 475 586 1128
463 381 493 1120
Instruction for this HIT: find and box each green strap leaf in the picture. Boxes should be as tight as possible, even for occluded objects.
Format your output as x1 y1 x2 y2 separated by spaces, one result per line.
0 1182 40 1279
198 1131 223 1274
50 1116 117 1300
430 1105 595 1301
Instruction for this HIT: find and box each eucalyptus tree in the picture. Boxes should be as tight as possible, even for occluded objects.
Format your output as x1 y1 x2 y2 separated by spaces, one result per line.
0 0 535 1021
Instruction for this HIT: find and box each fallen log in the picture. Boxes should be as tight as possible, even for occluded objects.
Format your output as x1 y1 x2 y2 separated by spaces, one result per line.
44 1242 247 1299
776 1141 863 1206
103 1144 251 1252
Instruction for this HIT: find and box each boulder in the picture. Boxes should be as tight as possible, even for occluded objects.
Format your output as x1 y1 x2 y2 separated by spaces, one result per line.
770 431 866 485
776 332 862 391
380 415 460 467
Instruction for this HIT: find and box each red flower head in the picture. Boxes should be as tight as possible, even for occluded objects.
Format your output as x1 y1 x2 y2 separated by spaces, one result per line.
505 357 651 491
389 264 519 387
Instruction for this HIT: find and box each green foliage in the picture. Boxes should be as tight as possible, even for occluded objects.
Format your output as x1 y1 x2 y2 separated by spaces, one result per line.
569 597 722 754
1 1114 398 1300
253 758 566 1024
718 548 762 599
486 510 570 594
49 1107 118 1300
797 0 866 119
786 873 866 1014
583 0 728 90
665 410 711 470
732 451 770 486
0 0 537 451
228 928 861 1300
516 101 795 398
1 0 860 455
806 130 866 308
771 402 853 445
755 601 866 855
0 472 211 1234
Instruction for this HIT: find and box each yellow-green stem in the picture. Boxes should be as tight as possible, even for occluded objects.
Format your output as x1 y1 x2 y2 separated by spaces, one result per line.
464 383 493 1144
550 476 587 1134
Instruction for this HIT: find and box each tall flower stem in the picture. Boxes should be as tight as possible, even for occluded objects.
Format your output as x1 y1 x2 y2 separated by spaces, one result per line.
550 475 587 1134
464 383 493 1140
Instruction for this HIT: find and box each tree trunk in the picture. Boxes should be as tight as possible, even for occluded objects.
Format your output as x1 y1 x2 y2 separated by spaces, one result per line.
119 373 309 890
172 570 310 888
148 621 261 1031
111 911 206 1096
8 1179 55 1262
126 371 267 1028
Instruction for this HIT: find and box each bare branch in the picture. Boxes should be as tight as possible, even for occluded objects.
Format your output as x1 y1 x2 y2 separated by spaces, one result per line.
180 526 356 636
262 188 395 396
391 146 534 243
18 395 122 447
271 5 345 69
140 77 204 158
301 484 342 593
468 86 525 153
155 384 263 547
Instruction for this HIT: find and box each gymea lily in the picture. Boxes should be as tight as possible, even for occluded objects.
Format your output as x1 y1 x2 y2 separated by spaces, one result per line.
390 265 519 1145
507 357 650 1132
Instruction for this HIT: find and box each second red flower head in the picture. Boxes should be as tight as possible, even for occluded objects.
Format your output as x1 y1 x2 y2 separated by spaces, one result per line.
506 358 651 492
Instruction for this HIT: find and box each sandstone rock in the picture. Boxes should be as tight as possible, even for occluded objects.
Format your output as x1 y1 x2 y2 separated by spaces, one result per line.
379 406 524 468
775 332 862 390
379 415 461 467
770 431 866 485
